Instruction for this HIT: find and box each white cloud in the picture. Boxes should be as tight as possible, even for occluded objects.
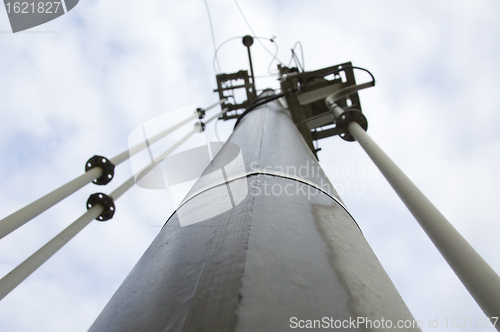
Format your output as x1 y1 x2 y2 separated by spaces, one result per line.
0 0 499 331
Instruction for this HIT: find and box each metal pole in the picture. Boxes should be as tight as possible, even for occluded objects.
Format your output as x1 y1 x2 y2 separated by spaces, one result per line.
0 101 224 240
332 104 500 323
89 91 420 332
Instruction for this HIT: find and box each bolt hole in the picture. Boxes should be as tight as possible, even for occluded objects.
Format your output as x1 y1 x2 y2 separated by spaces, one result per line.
98 216 103 220
87 163 92 167
110 207 114 211
98 194 103 198
87 204 92 208
102 158 106 163
108 174 112 179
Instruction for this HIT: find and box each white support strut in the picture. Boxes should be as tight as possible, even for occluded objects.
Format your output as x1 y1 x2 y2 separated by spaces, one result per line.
328 103 500 325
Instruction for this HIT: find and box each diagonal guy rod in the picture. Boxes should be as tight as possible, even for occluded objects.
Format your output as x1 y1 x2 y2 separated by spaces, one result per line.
0 100 226 240
329 103 500 325
0 109 228 300
111 99 227 165
0 126 201 300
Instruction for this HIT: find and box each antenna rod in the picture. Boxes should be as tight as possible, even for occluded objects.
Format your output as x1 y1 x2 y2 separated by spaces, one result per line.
242 35 256 94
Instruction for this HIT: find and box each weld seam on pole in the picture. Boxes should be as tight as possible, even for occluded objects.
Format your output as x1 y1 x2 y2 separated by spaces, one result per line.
170 170 360 231
346 120 500 320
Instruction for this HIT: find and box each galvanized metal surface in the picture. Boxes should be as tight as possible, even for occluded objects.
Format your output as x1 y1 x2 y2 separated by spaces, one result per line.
89 93 420 331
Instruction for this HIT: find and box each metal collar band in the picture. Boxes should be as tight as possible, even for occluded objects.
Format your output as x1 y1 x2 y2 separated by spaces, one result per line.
170 169 361 230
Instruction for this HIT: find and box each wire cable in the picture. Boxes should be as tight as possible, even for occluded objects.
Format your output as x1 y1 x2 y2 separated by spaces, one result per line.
291 50 300 71
212 36 242 74
256 36 281 75
303 65 376 87
204 0 222 73
287 41 305 71
212 35 282 77
214 117 223 143
234 92 285 128
233 0 284 67
294 41 305 71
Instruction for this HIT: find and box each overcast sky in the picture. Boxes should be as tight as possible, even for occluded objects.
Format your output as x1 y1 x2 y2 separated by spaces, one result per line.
1 0 500 331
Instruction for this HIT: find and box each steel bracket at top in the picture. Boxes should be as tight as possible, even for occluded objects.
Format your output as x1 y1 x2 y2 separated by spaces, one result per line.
214 70 257 120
